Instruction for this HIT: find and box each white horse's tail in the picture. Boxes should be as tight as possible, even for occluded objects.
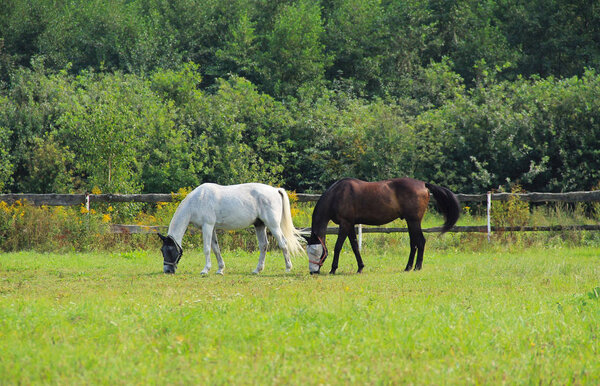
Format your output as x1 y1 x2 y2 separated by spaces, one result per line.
278 188 304 257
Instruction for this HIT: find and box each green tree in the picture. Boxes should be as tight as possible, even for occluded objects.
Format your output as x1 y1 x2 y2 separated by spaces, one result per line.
0 61 77 192
430 0 519 85
0 124 13 192
185 76 295 185
146 64 203 192
287 91 417 191
20 135 74 193
323 0 386 97
57 71 187 193
215 11 261 85
500 0 600 79
38 0 145 73
150 62 203 106
0 0 57 82
262 0 329 98
526 70 600 191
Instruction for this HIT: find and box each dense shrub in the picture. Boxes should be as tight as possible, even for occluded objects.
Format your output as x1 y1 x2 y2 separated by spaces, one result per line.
0 200 108 251
1 64 600 194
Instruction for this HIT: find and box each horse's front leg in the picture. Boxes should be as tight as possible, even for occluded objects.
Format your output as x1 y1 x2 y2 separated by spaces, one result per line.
330 227 349 274
348 226 365 273
211 229 225 275
201 224 215 275
252 224 268 274
405 244 417 271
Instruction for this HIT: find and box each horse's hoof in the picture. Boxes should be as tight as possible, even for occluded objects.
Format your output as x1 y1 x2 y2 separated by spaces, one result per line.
200 270 209 275
216 271 224 276
251 270 260 274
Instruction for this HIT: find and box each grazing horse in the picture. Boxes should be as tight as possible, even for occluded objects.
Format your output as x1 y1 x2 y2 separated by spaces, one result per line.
305 178 460 274
158 183 304 274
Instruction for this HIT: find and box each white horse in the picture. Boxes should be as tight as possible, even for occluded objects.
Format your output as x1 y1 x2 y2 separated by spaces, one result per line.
158 183 304 274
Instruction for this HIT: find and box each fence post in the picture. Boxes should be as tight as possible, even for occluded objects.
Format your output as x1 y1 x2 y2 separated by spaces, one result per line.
487 191 491 242
85 192 90 214
358 224 363 250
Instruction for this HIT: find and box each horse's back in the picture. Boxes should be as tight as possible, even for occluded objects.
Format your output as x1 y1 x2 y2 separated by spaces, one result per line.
325 177 429 224
329 177 427 200
189 183 282 229
194 182 278 199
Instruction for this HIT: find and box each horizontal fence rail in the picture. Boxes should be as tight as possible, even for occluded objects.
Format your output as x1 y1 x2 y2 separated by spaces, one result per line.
0 193 175 206
456 191 600 203
111 224 600 235
2 190 600 206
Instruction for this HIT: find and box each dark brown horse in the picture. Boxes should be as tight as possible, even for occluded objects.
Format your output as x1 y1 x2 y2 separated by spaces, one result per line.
304 178 460 274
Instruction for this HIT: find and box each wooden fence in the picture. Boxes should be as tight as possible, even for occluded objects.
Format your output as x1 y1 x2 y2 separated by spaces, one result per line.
1 191 600 236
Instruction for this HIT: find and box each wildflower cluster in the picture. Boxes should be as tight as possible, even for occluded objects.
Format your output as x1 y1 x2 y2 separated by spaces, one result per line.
491 184 530 228
0 199 112 251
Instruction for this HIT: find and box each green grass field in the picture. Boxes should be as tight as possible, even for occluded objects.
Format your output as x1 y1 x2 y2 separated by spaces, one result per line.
1 242 599 384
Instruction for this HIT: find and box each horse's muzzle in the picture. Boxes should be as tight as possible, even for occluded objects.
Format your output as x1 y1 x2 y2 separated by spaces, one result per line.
163 264 176 274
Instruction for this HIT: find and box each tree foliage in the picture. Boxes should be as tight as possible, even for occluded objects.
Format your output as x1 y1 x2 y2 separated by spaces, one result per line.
0 0 599 194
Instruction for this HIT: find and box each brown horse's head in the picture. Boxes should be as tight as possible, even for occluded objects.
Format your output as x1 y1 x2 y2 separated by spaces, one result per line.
304 234 328 274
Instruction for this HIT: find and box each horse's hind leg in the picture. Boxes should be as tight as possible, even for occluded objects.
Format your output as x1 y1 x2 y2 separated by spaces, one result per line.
211 229 225 275
253 224 269 274
413 229 426 271
404 235 417 271
201 223 215 275
406 220 426 271
270 225 293 273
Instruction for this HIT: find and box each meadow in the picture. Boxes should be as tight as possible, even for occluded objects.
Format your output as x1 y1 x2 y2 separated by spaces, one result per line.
1 240 599 384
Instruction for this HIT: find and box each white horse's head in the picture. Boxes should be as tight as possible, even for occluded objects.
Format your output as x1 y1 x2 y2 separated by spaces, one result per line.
158 233 182 274
305 235 327 274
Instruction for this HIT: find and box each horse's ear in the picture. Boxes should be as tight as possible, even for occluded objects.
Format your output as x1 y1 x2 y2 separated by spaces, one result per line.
157 233 168 242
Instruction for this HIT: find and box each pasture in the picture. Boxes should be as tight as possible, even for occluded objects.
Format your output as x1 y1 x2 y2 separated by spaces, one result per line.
1 244 599 384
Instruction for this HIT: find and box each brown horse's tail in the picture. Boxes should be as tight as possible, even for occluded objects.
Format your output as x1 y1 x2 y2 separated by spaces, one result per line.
425 183 460 233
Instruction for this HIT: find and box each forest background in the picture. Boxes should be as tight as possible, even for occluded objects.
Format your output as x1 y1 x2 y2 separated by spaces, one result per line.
1 0 599 196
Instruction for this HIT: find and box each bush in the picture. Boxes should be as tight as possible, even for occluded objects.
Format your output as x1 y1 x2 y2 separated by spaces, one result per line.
0 200 108 252
491 185 530 228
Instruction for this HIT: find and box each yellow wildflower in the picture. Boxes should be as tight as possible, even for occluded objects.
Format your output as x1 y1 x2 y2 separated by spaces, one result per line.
290 207 300 217
287 191 298 204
